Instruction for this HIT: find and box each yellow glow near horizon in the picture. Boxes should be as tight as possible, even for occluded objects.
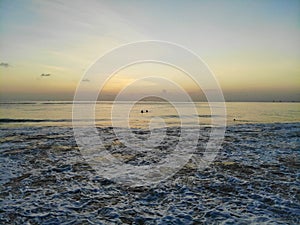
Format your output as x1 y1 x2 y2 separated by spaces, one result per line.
100 62 201 95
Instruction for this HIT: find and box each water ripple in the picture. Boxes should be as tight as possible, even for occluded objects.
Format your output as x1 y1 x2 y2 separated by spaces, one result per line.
0 123 299 224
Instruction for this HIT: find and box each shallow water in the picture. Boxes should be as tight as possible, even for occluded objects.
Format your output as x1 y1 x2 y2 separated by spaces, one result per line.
0 123 299 224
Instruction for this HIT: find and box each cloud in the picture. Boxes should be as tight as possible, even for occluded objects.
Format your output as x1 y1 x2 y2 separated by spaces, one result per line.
41 73 51 77
0 62 9 67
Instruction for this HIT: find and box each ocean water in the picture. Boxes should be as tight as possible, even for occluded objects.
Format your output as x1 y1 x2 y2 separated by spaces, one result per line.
0 101 299 127
0 101 299 224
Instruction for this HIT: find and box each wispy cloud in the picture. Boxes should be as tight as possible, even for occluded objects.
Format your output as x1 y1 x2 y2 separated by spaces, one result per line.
0 62 9 67
41 73 51 77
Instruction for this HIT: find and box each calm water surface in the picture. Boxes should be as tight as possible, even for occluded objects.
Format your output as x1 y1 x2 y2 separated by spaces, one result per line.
0 101 299 127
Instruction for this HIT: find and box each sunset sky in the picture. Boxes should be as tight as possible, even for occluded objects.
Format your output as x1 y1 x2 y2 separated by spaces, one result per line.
0 0 299 101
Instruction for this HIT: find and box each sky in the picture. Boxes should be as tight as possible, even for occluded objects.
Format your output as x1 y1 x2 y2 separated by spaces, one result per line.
0 0 299 101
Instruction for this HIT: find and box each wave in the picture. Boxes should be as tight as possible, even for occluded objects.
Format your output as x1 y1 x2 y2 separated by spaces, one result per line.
0 102 86 105
0 102 38 105
197 115 223 118
153 114 224 118
0 118 108 123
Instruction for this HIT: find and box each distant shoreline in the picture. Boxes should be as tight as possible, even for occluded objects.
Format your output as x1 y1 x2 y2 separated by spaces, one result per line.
0 100 299 103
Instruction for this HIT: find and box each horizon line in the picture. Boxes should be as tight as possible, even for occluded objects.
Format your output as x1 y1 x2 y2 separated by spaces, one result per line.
0 100 299 103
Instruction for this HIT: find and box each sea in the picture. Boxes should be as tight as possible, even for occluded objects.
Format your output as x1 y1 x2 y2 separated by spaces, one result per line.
0 101 299 224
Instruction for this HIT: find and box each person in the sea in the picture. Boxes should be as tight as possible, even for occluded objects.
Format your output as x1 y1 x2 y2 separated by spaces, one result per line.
141 110 144 113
